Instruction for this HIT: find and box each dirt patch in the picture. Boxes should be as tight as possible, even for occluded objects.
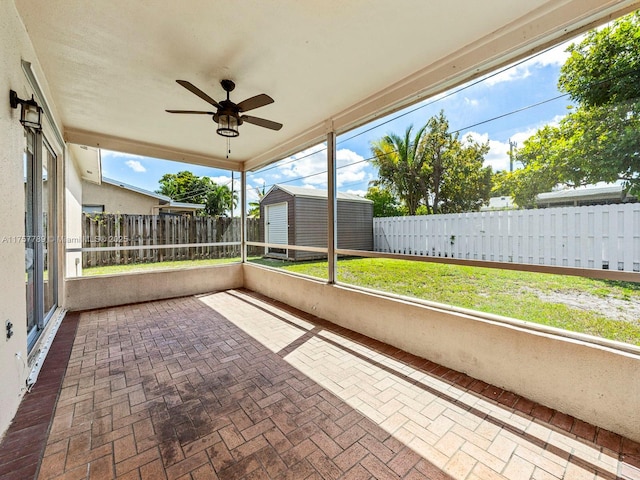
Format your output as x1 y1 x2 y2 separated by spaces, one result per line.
526 288 640 323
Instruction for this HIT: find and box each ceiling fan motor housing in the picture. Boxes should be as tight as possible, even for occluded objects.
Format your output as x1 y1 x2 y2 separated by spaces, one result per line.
220 79 236 93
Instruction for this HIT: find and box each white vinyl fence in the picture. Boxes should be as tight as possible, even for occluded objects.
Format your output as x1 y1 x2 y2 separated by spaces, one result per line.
373 203 640 272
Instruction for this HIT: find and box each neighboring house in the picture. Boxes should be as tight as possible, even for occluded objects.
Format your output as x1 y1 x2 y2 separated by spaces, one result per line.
259 184 373 261
481 195 516 211
82 177 204 215
535 184 637 208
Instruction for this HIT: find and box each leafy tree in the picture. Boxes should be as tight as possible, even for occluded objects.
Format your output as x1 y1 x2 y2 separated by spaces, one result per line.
511 12 640 203
437 135 492 213
157 170 237 216
559 11 640 108
510 125 575 206
420 112 492 213
157 171 212 204
491 171 514 197
371 111 491 215
365 185 402 217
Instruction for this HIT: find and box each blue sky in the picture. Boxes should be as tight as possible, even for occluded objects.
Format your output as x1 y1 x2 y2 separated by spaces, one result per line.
101 38 578 208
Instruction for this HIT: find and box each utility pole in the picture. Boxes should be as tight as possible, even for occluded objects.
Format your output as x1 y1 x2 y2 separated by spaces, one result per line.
509 139 517 172
231 170 234 218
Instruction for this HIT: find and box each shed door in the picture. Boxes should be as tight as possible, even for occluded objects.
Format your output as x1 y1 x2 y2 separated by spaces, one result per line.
265 202 288 256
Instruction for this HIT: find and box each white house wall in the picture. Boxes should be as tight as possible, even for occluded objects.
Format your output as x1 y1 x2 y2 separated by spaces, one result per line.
0 1 64 437
66 151 83 278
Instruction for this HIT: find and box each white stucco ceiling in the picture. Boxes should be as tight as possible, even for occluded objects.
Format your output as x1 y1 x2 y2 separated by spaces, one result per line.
14 0 639 171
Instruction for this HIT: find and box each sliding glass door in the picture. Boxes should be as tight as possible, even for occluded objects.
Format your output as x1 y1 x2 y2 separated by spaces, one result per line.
25 129 57 350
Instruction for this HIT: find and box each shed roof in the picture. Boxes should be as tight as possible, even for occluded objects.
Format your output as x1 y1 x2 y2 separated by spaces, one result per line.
264 185 372 203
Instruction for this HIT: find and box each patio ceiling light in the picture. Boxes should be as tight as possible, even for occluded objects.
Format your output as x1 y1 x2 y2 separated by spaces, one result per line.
9 90 42 130
216 112 240 137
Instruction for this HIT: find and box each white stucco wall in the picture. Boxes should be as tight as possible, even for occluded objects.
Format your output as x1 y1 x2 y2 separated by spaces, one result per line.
0 1 58 438
64 263 243 311
243 263 640 443
65 154 84 278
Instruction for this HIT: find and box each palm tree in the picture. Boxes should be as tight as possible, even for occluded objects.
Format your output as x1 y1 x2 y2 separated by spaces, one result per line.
205 184 238 217
370 124 428 215
248 185 266 218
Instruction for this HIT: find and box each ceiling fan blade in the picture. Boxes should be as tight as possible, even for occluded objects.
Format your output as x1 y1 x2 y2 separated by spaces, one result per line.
237 94 274 112
176 80 221 108
242 115 283 131
165 109 215 114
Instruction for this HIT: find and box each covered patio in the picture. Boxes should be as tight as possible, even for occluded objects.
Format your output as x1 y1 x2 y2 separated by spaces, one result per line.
1 291 638 479
2 1 640 478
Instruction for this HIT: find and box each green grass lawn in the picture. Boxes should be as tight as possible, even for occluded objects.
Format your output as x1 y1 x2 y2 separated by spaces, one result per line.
81 255 640 346
82 257 240 276
250 257 640 346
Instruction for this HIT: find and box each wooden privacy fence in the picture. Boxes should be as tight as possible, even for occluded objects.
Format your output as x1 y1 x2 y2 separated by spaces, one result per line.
82 214 260 267
374 203 640 272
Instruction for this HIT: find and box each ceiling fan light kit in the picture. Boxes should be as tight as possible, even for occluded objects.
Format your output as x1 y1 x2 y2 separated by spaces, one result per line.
166 79 282 141
217 113 240 137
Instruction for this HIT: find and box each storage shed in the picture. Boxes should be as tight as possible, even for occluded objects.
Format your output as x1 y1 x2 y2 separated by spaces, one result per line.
259 185 373 261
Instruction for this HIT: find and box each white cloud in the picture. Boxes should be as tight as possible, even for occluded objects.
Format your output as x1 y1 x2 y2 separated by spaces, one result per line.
273 145 369 190
336 149 368 187
484 65 531 86
251 177 266 187
209 175 231 185
278 145 328 185
104 150 145 160
481 36 583 87
465 131 511 171
246 187 261 204
125 160 146 173
467 115 565 172
464 97 479 107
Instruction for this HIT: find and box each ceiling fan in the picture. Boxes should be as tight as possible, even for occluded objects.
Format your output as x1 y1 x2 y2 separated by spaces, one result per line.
166 79 283 138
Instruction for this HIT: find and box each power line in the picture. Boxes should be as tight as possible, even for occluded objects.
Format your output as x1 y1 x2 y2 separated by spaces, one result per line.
247 145 328 177
248 92 572 191
247 42 567 181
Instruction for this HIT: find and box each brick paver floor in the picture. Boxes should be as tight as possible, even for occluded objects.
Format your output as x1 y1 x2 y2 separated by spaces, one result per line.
24 289 640 479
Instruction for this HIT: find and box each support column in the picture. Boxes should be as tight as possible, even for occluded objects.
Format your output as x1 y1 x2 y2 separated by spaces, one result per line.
241 170 247 263
327 131 337 284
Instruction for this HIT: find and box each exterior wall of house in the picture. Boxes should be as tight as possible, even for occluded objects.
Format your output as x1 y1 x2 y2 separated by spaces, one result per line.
65 263 243 311
0 1 66 438
243 263 640 443
82 180 161 215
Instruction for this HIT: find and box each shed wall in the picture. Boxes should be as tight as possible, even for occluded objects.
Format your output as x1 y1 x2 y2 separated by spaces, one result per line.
260 189 294 257
338 201 374 251
294 197 328 261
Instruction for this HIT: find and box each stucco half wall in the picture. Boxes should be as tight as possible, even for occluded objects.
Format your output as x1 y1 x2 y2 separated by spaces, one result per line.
242 263 640 443
65 263 243 311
